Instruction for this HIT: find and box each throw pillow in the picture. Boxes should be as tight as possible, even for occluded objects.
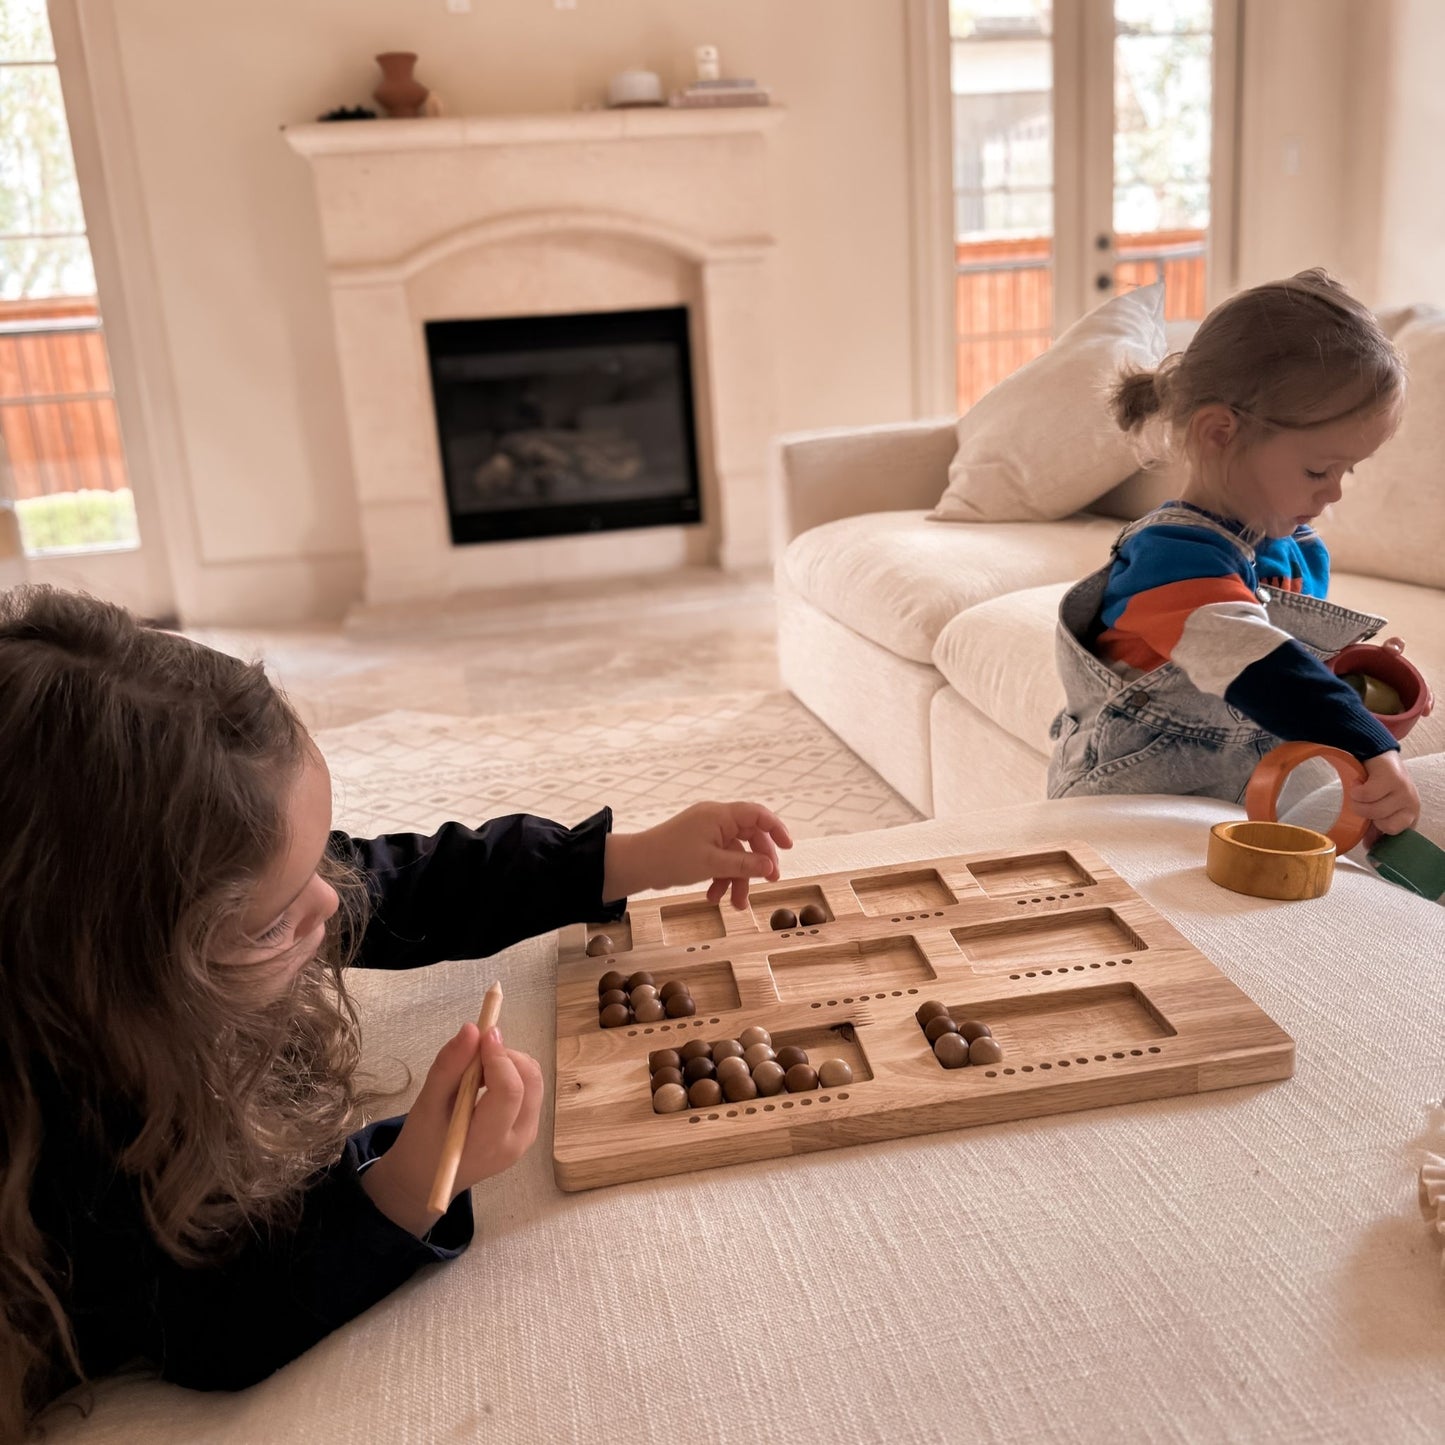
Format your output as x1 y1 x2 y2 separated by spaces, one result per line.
931 281 1166 523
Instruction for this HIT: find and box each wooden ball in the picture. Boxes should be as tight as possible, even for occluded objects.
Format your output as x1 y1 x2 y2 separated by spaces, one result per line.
648 1048 682 1073
665 992 697 1018
711 1039 745 1064
658 979 690 1001
969 1036 1004 1065
775 1045 809 1071
688 1078 724 1108
625 971 655 992
650 1067 684 1092
934 1033 970 1069
597 970 627 994
753 1060 787 1096
784 1063 819 1093
798 903 828 926
682 1057 716 1085
817 1058 853 1087
723 1072 759 1103
632 998 667 1023
924 1015 960 1044
743 1042 776 1070
599 989 629 1009
769 907 798 931
679 1038 712 1063
599 1003 631 1028
739 1025 772 1050
916 999 951 1026
959 1020 992 1043
716 1056 751 1085
629 984 659 1003
653 1082 689 1114
586 934 615 958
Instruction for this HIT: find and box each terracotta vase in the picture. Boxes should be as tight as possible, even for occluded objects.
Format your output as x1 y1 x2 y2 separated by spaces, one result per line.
373 52 429 119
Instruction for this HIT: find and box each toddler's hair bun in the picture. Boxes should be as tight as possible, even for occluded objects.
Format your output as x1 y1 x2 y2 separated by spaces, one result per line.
1111 368 1163 432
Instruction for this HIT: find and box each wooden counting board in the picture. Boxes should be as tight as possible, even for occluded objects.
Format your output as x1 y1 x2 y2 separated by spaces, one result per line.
553 843 1294 1191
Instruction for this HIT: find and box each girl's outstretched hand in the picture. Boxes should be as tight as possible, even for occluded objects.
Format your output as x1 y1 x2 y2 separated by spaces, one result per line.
603 801 794 909
361 1023 543 1236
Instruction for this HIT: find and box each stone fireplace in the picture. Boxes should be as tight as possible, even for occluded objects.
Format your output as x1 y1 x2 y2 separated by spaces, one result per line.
285 109 782 606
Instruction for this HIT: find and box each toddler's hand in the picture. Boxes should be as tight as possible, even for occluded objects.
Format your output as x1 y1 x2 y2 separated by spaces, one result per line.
1351 751 1420 836
604 801 794 909
361 1023 543 1236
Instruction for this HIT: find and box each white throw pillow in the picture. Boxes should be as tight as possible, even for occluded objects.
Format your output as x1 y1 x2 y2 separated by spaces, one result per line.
1316 310 1445 590
931 282 1166 523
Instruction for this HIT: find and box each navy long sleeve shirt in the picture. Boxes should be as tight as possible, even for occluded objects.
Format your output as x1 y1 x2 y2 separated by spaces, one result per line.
32 810 624 1400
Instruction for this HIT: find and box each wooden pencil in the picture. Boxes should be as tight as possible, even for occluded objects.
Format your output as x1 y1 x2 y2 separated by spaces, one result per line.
426 981 503 1215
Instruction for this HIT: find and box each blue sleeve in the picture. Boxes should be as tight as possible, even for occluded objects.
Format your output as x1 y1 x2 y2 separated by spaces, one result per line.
334 809 627 969
1225 640 1399 760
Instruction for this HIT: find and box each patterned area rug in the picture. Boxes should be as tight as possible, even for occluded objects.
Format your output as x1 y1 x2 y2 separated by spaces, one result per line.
315 691 920 840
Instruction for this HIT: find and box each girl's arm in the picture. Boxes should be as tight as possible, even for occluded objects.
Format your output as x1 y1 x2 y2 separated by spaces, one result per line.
334 809 625 970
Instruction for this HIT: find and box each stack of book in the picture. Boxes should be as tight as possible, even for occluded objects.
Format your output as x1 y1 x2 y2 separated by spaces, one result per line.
670 78 771 109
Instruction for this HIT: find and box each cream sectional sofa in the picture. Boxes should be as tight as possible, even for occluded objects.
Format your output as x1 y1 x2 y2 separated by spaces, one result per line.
775 417 1445 818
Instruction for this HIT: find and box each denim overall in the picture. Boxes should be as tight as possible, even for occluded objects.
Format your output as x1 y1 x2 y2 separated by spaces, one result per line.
1046 505 1387 804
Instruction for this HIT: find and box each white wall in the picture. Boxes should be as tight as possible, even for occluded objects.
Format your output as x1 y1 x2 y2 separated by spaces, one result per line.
105 0 914 622
93 0 1417 624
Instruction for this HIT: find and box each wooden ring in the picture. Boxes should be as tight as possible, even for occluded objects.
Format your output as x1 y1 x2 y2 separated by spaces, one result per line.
1244 742 1369 853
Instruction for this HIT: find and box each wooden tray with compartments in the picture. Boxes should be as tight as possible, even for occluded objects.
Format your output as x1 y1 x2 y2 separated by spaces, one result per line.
552 843 1293 1191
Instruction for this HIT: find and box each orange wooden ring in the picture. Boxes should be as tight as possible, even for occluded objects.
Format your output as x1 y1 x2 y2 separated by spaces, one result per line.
1244 742 1369 853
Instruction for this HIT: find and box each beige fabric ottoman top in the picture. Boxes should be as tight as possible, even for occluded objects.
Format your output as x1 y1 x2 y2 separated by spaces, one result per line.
53 788 1445 1444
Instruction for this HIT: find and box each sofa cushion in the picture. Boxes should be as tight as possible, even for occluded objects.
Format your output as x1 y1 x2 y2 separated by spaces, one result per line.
779 512 1120 664
931 581 1070 753
1316 310 1445 590
932 283 1166 523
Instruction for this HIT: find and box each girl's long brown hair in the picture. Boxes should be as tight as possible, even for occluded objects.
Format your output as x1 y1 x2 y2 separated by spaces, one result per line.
0 586 369 1437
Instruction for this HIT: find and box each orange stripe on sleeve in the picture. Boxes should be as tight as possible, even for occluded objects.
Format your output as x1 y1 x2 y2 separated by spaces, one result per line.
1110 575 1261 660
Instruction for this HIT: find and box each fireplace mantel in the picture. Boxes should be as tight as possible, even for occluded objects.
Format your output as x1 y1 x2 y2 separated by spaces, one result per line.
285 111 783 605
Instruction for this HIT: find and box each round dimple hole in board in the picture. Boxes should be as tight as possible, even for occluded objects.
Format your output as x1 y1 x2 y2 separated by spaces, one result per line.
1122 956 1132 964
782 1101 794 1109
819 1095 831 1103
1017 900 1026 906
1077 1057 1089 1065
1112 1051 1125 1059
709 1017 720 1024
907 988 919 995
844 996 854 1004
837 1092 850 1100
985 1071 997 1077
1095 1054 1107 1061
1089 962 1101 969
1010 974 1020 980
891 990 902 997
1058 1060 1070 1067
891 916 901 923
1040 1062 1052 1070
643 1027 654 1034
1025 972 1036 978
764 1103 775 1111
1046 895 1055 901
686 946 695 953
1130 1049 1143 1056
801 1098 813 1106
828 1000 838 1007
1021 1065 1034 1073
1074 965 1084 971
811 1002 821 1009
689 1116 700 1124
1003 1068 1015 1075
1148 1046 1161 1054
708 1113 719 1120
727 1110 738 1117
627 1030 637 1037
809 928 819 935
1105 960 1117 967
745 1106 757 1114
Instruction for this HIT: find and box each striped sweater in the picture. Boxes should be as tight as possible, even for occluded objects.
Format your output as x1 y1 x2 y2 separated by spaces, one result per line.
1096 502 1398 761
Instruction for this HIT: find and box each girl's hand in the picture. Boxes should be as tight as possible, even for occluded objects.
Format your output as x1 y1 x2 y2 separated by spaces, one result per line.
1351 751 1421 836
603 801 794 909
360 1024 543 1236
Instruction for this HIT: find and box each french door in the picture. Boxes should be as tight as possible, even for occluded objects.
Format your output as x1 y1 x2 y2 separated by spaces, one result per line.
947 0 1238 410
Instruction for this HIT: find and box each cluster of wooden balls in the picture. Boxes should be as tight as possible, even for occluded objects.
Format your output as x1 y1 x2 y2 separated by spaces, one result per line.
768 903 828 930
597 968 696 1028
915 1000 1003 1069
650 1027 855 1113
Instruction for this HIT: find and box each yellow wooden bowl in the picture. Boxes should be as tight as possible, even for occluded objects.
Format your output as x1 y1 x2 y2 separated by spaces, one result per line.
1206 820 1337 900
